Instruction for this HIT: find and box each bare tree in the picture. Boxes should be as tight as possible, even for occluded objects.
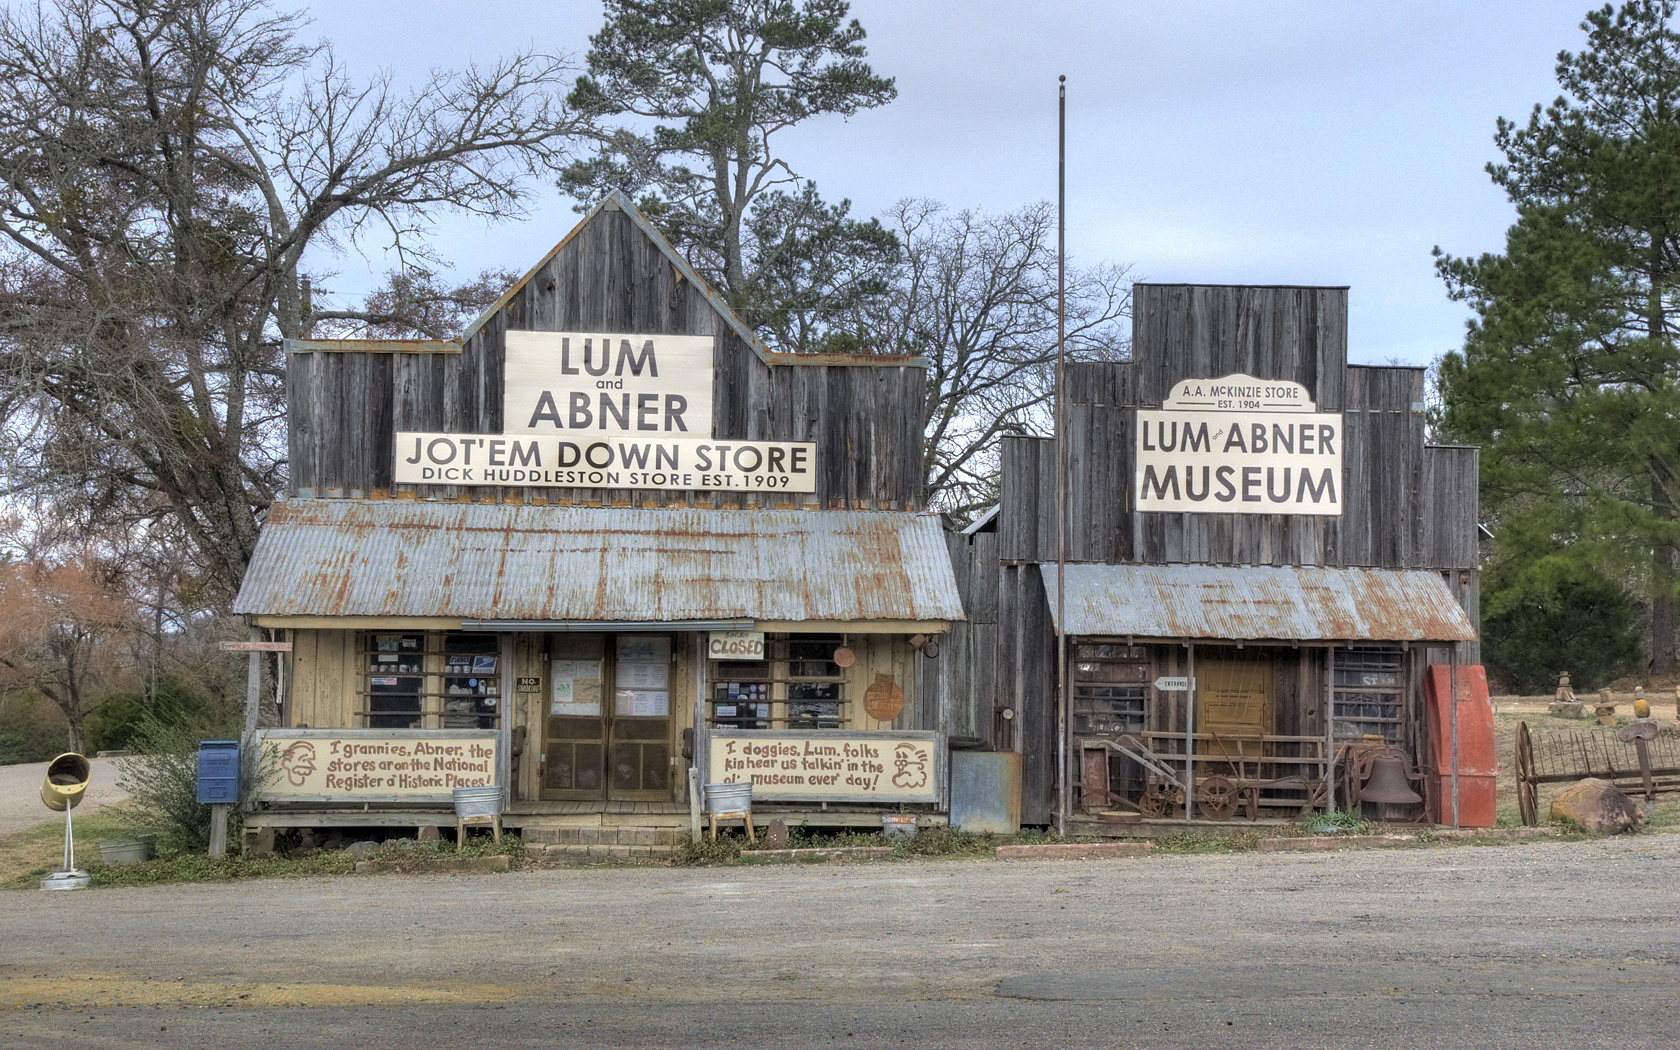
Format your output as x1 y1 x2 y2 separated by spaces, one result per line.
0 552 141 752
0 0 594 600
864 200 1133 520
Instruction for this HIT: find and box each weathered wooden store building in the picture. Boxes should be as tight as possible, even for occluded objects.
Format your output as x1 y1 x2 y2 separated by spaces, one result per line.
930 284 1490 832
232 192 965 853
234 195 1492 850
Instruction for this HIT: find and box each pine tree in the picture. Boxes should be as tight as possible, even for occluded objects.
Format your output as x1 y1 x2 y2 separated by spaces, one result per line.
561 0 898 349
1436 0 1680 672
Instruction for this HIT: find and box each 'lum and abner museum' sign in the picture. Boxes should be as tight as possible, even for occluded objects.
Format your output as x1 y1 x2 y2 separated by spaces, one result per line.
394 331 817 492
1134 374 1343 515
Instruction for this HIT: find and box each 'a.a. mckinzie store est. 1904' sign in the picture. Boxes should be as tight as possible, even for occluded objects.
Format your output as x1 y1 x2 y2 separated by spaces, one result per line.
1134 373 1343 516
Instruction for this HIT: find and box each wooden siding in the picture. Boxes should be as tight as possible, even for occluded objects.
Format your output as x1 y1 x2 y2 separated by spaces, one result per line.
998 291 1472 575
1129 285 1347 409
284 630 356 729
923 530 1002 748
287 205 927 509
1421 446 1481 571
999 563 1056 824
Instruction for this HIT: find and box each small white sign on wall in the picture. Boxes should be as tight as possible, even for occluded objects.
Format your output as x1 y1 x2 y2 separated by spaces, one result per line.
708 631 765 660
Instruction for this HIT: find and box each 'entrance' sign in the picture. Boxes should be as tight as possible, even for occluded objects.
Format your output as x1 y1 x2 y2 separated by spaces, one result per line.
1134 374 1343 516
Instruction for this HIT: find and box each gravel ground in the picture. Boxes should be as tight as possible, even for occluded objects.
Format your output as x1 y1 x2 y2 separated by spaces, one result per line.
1 832 1676 1049
0 758 130 840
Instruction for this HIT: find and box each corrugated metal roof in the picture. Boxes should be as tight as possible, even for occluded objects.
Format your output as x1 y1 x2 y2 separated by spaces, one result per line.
1040 563 1476 642
234 501 965 624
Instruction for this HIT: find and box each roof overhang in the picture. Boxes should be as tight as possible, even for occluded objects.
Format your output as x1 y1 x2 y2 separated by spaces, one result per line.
1040 563 1476 643
234 500 965 627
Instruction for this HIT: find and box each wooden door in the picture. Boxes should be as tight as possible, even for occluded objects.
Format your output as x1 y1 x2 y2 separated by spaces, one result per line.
541 636 672 802
1195 650 1274 776
543 650 608 800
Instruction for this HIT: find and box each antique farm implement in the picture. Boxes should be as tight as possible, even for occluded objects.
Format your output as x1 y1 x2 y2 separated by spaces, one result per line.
1083 732 1329 820
1514 720 1680 826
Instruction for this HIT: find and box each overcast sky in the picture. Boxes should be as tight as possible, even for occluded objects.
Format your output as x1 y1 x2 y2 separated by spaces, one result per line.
307 0 1604 367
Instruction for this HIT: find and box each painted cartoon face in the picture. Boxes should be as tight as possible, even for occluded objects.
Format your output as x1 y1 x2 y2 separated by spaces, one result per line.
891 743 928 788
281 741 318 785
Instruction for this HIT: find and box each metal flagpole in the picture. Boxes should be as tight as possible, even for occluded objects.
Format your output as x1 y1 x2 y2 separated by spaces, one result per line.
1055 75 1069 838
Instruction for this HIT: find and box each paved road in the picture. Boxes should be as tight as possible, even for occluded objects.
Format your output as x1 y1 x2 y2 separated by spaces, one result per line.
2 831 1676 1049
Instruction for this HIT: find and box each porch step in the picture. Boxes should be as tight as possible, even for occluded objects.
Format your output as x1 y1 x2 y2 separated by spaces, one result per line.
518 823 685 848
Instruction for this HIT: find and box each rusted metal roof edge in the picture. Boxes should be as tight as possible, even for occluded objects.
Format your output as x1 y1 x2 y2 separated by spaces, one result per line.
1039 563 1477 643
232 502 965 624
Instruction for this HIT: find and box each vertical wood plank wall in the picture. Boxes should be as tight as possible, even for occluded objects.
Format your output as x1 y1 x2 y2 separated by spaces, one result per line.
286 206 927 510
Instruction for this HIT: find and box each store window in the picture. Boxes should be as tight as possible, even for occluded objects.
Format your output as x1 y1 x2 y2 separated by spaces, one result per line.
707 634 848 729
359 632 502 729
1332 646 1402 743
1071 643 1148 736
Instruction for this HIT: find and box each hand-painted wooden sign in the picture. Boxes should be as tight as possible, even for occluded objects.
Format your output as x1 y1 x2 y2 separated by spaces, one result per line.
255 730 497 803
708 730 940 803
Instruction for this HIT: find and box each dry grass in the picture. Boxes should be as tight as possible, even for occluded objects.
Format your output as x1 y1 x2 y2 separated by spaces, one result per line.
0 806 137 885
1491 707 1680 829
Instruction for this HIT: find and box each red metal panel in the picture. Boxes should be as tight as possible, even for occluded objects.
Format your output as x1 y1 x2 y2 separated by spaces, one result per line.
1423 664 1497 828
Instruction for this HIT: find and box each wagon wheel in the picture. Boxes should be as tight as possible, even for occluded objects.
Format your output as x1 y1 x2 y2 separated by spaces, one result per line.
1514 722 1538 827
1197 776 1240 821
1138 782 1184 818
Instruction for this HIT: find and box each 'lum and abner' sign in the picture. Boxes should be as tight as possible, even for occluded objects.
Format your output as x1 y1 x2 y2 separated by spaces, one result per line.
392 330 816 492
1134 374 1343 516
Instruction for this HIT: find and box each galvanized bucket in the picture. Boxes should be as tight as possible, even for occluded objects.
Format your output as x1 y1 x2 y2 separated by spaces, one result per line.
704 782 752 813
881 814 919 841
452 785 502 818
98 838 153 866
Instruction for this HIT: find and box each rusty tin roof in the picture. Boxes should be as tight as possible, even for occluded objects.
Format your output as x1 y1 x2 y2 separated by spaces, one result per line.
1040 563 1476 642
234 500 964 624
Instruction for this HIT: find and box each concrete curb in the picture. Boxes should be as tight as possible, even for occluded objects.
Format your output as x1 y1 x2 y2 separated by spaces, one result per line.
353 855 511 875
740 846 894 863
996 842 1155 861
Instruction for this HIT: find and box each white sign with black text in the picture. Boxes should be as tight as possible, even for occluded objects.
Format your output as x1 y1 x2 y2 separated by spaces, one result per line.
395 433 816 492
1134 374 1343 516
505 330 714 438
707 631 765 660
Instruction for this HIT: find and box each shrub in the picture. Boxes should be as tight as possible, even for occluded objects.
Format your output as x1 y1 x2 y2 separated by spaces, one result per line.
114 703 256 855
0 691 67 763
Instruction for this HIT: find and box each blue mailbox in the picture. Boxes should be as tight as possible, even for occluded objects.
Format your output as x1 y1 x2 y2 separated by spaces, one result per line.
196 740 240 804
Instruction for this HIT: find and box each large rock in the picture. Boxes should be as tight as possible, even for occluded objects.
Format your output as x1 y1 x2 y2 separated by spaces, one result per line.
1549 778 1642 834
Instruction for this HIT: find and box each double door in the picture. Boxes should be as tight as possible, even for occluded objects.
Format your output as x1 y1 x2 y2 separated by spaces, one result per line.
542 634 674 802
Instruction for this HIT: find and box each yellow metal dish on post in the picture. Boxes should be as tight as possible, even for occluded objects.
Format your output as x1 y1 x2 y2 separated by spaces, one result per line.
40 753 91 811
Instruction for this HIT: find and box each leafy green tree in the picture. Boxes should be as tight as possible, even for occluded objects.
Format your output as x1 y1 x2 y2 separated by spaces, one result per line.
1435 0 1680 672
561 0 898 349
1482 574 1643 693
